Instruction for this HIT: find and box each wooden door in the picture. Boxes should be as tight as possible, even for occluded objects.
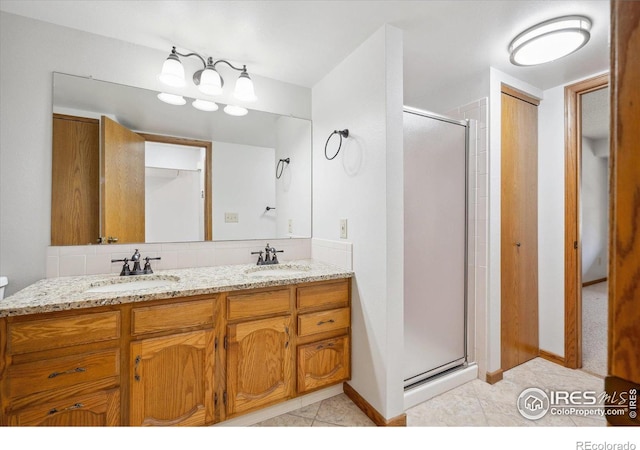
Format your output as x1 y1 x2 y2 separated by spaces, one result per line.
101 116 145 244
51 114 99 245
130 330 215 426
7 389 120 426
501 87 539 371
605 0 640 426
226 315 293 417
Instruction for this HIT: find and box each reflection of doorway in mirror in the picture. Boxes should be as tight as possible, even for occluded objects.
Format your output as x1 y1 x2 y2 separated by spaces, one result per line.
145 142 206 243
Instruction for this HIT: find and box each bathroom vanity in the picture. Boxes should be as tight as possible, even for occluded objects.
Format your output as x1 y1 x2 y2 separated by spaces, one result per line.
0 261 352 426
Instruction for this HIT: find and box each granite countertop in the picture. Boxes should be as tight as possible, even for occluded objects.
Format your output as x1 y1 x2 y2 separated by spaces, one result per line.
0 260 353 318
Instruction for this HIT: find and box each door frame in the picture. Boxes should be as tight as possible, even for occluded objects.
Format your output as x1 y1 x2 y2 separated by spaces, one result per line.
564 73 609 369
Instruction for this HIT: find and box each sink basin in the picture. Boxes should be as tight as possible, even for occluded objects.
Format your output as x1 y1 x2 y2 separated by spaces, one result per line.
85 276 179 293
245 265 310 278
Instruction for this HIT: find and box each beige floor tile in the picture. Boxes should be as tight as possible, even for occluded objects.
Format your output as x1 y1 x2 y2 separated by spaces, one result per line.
315 394 376 426
254 413 315 427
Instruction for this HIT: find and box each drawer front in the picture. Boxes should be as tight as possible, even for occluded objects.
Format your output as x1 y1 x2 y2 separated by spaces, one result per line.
132 299 215 335
227 288 290 321
297 335 350 394
298 307 350 337
7 388 120 426
8 311 120 355
8 349 120 399
296 280 349 311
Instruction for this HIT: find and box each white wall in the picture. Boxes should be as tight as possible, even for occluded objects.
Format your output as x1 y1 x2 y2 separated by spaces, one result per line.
212 142 276 241
145 143 205 243
581 138 609 282
275 117 312 238
312 25 404 420
0 12 311 295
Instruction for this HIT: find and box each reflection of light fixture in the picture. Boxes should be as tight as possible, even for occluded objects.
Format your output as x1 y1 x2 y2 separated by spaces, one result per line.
509 15 592 66
223 105 248 117
192 99 219 111
157 92 186 105
158 46 257 115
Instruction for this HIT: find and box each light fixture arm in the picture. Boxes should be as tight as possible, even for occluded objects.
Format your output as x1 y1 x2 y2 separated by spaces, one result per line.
171 46 208 69
212 60 247 73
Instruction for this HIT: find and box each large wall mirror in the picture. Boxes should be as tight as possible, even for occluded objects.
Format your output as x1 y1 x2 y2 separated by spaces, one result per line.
51 72 312 245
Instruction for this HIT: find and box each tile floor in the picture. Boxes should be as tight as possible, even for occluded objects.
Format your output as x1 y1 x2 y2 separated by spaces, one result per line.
254 358 606 427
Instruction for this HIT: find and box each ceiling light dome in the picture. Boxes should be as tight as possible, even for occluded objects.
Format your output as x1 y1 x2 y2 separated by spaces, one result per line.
509 15 592 66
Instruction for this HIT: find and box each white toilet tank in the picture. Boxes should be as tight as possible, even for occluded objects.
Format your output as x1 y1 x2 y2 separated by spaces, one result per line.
0 277 7 300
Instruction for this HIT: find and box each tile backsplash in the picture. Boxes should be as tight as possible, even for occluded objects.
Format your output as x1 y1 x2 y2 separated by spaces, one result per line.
46 239 312 278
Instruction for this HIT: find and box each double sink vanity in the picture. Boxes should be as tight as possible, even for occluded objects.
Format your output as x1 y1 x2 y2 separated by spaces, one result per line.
0 259 353 426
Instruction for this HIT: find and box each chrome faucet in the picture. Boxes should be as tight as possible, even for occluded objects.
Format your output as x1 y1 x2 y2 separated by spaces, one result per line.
111 249 161 276
251 243 283 265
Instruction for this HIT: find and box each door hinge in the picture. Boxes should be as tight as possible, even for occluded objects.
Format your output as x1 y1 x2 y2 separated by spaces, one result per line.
574 241 578 249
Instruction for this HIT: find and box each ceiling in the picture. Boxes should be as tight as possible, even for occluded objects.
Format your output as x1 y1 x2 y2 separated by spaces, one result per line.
0 0 610 106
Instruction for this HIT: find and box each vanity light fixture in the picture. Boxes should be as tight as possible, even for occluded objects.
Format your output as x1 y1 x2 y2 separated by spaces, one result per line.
157 92 186 106
158 46 257 114
508 15 592 66
192 99 219 112
223 105 248 117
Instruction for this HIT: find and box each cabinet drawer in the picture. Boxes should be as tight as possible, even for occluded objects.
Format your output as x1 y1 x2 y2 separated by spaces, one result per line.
227 288 290 321
8 349 120 399
132 299 215 335
297 335 350 394
7 388 120 426
8 311 120 354
298 307 350 337
296 280 349 311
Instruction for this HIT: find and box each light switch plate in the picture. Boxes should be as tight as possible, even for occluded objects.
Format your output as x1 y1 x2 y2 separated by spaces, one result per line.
340 219 348 239
225 212 239 223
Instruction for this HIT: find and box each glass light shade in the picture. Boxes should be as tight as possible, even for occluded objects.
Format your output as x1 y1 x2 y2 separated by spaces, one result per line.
158 56 186 87
509 16 591 66
192 99 219 111
223 104 248 116
157 92 186 106
234 72 257 102
198 68 223 96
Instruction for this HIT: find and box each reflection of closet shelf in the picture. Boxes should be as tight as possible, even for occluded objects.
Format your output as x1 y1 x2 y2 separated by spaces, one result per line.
145 166 202 178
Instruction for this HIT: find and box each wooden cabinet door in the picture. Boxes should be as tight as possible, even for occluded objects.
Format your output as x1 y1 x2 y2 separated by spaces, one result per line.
130 330 215 426
297 335 350 394
501 89 539 371
8 389 120 426
226 315 293 416
51 114 100 245
101 116 146 244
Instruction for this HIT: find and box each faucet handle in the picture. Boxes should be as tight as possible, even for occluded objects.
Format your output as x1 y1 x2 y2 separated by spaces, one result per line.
111 258 130 276
143 256 161 274
251 250 264 265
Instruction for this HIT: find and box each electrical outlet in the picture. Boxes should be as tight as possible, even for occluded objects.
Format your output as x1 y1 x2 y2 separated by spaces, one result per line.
288 219 293 234
340 219 348 239
225 212 238 223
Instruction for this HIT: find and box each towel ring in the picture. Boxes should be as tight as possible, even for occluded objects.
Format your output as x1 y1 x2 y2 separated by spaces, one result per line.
276 158 290 179
324 129 349 160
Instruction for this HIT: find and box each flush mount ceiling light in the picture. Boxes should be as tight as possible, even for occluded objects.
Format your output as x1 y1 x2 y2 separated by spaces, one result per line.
509 15 592 66
158 46 257 114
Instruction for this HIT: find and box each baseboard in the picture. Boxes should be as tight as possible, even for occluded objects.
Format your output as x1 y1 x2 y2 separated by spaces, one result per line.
582 277 607 287
343 382 407 426
539 349 566 366
485 369 503 384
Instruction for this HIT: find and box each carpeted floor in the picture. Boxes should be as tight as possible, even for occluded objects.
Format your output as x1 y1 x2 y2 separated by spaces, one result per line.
581 281 608 378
